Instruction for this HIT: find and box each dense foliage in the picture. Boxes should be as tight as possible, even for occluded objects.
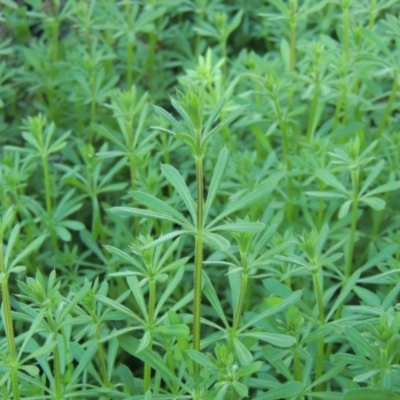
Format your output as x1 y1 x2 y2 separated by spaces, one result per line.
1 0 400 399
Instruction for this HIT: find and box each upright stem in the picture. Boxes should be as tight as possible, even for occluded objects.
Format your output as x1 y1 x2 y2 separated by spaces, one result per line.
306 68 320 142
125 0 134 88
193 154 204 374
342 4 350 59
231 254 249 338
144 277 156 392
376 75 398 139
0 227 20 400
345 170 359 279
313 271 325 389
42 154 58 250
289 0 297 71
47 312 62 399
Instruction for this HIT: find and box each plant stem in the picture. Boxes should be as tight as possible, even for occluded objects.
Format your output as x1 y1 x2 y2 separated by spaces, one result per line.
306 68 320 142
95 329 111 389
342 3 350 59
376 75 398 139
144 277 156 392
0 227 20 400
125 0 134 88
313 271 325 389
231 255 249 338
345 170 359 280
47 312 62 399
193 154 204 374
289 0 297 71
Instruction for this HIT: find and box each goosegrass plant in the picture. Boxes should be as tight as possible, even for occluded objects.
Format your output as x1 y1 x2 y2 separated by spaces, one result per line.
2 1 400 399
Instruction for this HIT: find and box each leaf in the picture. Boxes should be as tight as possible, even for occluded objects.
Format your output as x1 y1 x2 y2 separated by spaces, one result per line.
127 276 148 320
207 173 283 228
10 234 47 270
343 388 400 400
359 27 394 60
202 97 226 137
366 180 400 196
156 324 190 337
233 337 253 365
239 290 302 332
254 382 304 400
202 231 231 251
236 361 263 379
109 206 185 226
161 164 197 225
185 350 215 368
338 199 352 219
202 272 230 328
103 245 144 272
210 221 265 233
203 147 229 221
359 159 385 196
327 269 361 321
316 169 348 194
242 332 296 347
345 326 375 358
360 196 385 210
119 335 190 391
152 105 184 133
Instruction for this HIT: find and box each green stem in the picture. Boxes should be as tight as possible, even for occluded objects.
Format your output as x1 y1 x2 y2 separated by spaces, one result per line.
95 329 110 388
231 257 248 337
346 178 359 280
144 278 156 392
89 98 96 145
125 0 134 88
0 231 20 400
193 155 204 373
42 155 58 249
47 312 62 399
376 75 398 139
343 4 350 59
313 271 325 388
306 70 320 142
289 0 296 71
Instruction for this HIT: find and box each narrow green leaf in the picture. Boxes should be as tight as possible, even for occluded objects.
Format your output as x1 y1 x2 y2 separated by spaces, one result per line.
207 173 283 229
131 191 193 229
204 147 229 222
203 272 230 328
203 231 231 251
239 290 302 332
345 326 375 357
360 27 394 59
366 180 400 196
254 381 303 400
233 337 253 365
103 245 144 273
119 335 190 392
10 234 47 270
236 361 263 379
210 221 265 233
4 224 19 270
202 97 226 137
161 164 197 225
242 332 296 347
127 276 148 320
343 388 400 400
316 169 348 194
327 269 361 321
360 196 385 210
152 105 184 134
359 160 385 196
109 206 184 227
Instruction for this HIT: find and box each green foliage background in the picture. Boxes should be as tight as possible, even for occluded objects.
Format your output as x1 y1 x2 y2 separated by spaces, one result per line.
1 0 400 399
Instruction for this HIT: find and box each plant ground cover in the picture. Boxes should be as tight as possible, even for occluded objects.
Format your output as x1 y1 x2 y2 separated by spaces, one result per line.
1 0 400 399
